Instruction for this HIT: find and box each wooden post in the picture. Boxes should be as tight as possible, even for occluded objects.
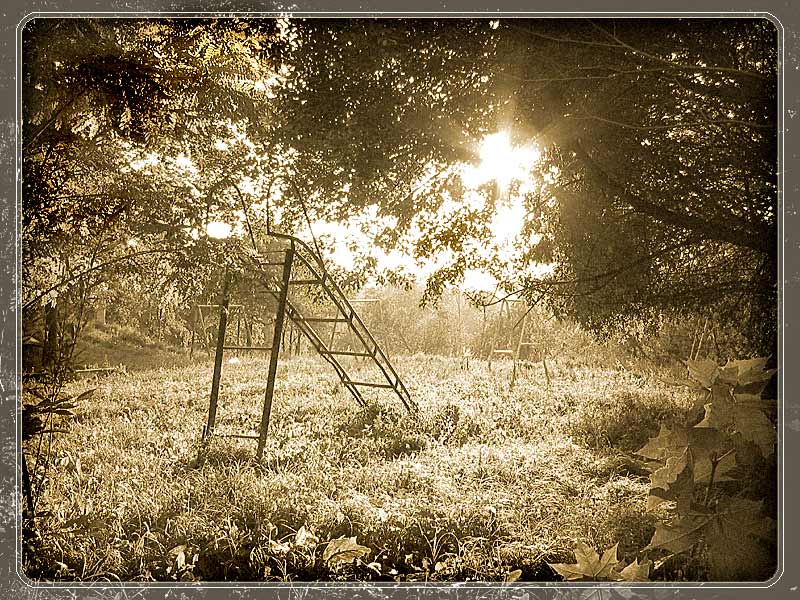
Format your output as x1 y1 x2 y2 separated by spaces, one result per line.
204 270 232 440
256 243 294 460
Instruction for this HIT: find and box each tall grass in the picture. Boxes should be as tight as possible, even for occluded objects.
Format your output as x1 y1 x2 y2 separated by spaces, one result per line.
22 351 694 582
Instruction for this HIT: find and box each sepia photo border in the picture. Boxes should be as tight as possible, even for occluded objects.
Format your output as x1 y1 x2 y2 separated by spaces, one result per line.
2 1 798 599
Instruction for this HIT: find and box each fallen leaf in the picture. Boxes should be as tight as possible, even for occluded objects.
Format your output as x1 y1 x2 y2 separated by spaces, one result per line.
548 542 619 581
616 558 652 582
323 536 371 567
294 525 319 548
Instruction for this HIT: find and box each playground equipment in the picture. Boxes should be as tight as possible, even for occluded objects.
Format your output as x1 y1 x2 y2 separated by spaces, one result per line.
201 232 417 460
484 297 551 387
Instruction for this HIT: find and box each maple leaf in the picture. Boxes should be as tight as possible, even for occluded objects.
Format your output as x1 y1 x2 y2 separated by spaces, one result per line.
647 499 775 580
637 425 735 485
645 512 710 554
732 405 775 457
647 448 694 512
323 536 371 567
731 434 763 468
685 358 719 389
734 392 776 414
636 424 687 461
719 357 776 397
696 396 775 457
689 428 737 484
696 400 733 431
616 558 652 582
704 498 776 581
548 542 619 581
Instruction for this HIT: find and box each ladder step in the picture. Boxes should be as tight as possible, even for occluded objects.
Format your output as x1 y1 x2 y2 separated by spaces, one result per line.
322 350 372 357
304 317 350 323
344 380 395 389
493 349 514 354
289 279 323 285
209 433 261 440
223 345 273 351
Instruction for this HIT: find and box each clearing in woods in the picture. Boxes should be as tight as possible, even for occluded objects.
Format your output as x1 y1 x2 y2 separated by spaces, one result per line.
23 346 696 582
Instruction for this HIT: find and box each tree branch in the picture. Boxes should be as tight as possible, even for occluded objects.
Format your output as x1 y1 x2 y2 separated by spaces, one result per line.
23 247 178 313
587 20 770 81
571 141 774 255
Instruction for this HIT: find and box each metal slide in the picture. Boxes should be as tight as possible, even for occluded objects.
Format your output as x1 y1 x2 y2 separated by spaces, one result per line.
202 232 417 459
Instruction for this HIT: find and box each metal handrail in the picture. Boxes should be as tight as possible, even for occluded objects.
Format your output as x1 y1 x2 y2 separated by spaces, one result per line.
253 232 417 414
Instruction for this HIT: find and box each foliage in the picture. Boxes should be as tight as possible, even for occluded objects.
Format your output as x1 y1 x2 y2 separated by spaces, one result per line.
268 18 778 355
548 542 652 582
522 20 778 355
21 18 285 364
634 357 777 581
22 17 778 369
322 536 372 568
21 379 94 575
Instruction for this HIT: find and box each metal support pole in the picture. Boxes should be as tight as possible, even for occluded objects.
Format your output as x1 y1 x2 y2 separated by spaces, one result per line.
256 243 294 460
204 269 232 440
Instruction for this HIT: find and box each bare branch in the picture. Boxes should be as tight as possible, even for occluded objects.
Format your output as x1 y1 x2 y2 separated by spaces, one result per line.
587 20 770 81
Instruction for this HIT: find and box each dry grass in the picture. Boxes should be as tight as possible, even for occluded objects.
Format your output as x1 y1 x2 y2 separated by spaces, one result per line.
22 351 695 582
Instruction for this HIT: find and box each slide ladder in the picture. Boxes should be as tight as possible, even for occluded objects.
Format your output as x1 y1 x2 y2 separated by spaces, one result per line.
202 232 417 459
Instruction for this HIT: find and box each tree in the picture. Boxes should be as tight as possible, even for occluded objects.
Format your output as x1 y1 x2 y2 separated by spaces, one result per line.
267 18 778 355
506 19 777 355
21 17 778 364
21 18 286 364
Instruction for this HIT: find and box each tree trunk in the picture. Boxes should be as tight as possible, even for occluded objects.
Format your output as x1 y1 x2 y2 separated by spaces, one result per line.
41 301 59 370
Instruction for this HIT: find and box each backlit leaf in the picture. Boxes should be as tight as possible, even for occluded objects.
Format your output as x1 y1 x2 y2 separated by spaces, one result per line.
636 424 686 461
294 525 319 548
695 392 734 430
638 425 734 485
732 406 775 457
720 358 775 397
648 448 695 512
548 542 619 581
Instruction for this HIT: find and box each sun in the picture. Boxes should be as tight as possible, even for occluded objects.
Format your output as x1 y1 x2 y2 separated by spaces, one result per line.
456 131 542 252
461 131 541 191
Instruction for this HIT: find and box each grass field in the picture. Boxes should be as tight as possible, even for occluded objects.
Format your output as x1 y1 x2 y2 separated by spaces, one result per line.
22 341 700 583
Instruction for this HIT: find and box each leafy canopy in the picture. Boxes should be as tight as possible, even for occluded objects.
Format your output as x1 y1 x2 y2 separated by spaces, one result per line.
22 18 778 355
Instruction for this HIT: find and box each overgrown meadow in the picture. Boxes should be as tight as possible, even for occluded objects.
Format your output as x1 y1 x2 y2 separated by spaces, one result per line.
24 326 708 581
23 327 732 584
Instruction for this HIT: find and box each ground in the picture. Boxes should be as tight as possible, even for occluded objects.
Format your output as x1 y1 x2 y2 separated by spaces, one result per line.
22 336 699 582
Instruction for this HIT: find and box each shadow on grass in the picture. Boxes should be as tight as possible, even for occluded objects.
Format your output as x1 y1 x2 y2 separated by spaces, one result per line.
571 389 691 453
